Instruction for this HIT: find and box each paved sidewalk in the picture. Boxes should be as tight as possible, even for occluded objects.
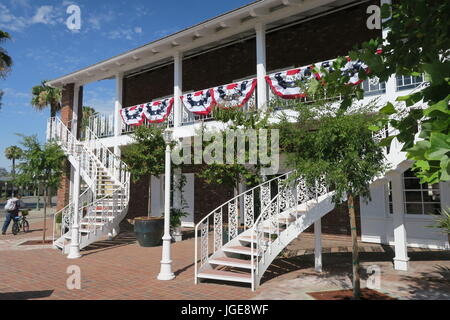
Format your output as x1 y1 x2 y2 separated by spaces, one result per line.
0 226 449 300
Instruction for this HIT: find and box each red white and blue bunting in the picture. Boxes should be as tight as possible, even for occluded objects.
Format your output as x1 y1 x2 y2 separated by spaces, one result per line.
120 98 173 126
317 58 369 85
265 66 318 99
181 89 215 115
142 98 174 123
120 105 146 126
212 79 257 108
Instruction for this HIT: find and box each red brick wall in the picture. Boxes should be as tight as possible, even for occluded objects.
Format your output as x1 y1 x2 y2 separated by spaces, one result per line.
306 197 362 236
56 83 74 211
266 0 380 71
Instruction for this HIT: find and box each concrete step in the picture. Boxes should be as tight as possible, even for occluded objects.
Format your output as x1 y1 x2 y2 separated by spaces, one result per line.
223 246 258 256
197 269 252 284
209 257 255 269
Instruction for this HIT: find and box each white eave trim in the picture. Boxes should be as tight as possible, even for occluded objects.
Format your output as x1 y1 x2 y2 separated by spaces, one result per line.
47 0 343 87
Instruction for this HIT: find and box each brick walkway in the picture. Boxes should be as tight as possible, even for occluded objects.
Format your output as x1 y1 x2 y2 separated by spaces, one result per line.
0 221 449 300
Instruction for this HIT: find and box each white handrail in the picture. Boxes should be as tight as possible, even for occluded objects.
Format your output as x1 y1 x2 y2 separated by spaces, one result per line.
194 172 291 282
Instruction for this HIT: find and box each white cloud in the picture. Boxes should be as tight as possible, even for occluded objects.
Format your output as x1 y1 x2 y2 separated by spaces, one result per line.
31 6 56 25
0 4 28 32
106 26 143 41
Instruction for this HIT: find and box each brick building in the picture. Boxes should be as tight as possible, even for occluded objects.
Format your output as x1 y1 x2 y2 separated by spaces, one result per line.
46 0 449 288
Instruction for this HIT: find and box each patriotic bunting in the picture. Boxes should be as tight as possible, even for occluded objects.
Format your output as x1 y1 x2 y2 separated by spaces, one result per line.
120 105 146 126
318 58 369 85
181 89 215 115
142 98 174 123
212 79 257 108
265 66 318 99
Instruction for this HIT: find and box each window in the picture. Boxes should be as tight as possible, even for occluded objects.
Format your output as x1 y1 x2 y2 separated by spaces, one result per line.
403 169 441 215
362 77 386 96
396 74 424 91
387 170 441 215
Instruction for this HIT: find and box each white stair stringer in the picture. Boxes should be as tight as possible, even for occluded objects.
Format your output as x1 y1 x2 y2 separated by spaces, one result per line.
194 172 335 291
48 117 130 254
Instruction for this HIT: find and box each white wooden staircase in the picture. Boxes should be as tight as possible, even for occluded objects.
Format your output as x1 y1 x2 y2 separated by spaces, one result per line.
48 117 130 254
194 172 335 291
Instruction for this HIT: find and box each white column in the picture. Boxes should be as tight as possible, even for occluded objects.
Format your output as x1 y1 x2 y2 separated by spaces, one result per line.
114 73 124 157
158 143 175 280
255 22 267 111
174 52 183 127
314 219 322 272
391 171 409 271
173 168 182 209
72 84 80 138
68 159 81 259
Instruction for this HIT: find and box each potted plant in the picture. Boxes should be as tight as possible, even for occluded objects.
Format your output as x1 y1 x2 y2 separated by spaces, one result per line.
121 126 167 247
170 208 188 242
431 208 450 248
134 216 165 247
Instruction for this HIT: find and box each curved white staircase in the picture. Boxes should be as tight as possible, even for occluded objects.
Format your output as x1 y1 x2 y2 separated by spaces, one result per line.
194 172 335 291
48 117 130 254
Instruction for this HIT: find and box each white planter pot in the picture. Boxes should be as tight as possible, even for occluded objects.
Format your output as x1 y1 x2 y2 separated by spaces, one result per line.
172 226 182 242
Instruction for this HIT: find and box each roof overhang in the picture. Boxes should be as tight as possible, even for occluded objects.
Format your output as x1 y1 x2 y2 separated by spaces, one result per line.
47 0 361 88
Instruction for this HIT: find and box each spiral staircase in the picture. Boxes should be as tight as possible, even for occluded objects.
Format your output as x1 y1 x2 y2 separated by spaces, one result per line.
194 172 336 291
48 117 130 254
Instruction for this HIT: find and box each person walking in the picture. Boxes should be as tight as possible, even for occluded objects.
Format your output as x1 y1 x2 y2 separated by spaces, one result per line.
2 193 25 235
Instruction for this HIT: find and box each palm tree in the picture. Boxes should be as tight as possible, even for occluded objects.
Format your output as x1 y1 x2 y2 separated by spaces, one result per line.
31 81 62 118
4 146 23 196
82 106 98 130
0 30 13 79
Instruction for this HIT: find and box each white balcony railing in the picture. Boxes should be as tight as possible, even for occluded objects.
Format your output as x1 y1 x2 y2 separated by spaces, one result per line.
83 60 426 141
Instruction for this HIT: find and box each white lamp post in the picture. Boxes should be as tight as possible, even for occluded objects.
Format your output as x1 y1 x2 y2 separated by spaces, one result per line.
68 144 83 259
157 128 175 281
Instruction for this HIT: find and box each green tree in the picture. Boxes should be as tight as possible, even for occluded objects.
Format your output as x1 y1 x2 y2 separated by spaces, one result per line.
197 106 269 197
121 125 166 217
277 99 387 299
0 30 12 79
81 106 97 132
4 145 23 195
31 81 62 118
307 1 450 184
15 135 66 243
0 30 13 111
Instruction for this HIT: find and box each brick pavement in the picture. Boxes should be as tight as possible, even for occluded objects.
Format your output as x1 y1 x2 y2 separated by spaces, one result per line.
0 223 449 300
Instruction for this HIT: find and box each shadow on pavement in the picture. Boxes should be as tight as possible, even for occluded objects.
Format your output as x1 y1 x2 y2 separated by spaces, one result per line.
0 290 54 300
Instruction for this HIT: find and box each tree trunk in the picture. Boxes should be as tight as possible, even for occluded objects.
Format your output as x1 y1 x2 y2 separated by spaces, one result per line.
47 187 52 208
348 193 361 299
11 158 15 196
43 187 47 244
50 104 56 119
36 184 40 210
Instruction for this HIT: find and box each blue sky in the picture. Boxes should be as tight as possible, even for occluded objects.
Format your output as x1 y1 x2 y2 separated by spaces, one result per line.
0 0 252 171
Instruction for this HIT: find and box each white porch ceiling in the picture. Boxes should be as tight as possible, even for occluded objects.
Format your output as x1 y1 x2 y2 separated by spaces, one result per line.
47 0 367 88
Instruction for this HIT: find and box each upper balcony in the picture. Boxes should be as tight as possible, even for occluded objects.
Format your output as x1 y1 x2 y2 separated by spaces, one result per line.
84 64 427 144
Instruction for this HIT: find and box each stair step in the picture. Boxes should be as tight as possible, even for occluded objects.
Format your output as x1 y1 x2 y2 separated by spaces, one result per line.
278 216 297 224
209 257 255 269
80 222 106 226
223 246 258 256
197 270 252 284
239 235 270 243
